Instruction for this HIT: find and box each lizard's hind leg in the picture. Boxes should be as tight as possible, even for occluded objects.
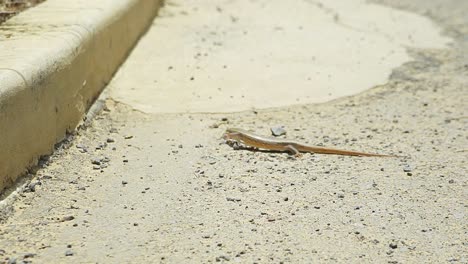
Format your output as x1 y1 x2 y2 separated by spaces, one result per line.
284 145 302 157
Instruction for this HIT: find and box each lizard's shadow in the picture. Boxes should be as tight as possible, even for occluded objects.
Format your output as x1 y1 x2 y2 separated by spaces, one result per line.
226 144 291 155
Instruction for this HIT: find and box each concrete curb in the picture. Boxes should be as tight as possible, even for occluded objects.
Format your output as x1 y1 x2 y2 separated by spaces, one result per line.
0 0 162 192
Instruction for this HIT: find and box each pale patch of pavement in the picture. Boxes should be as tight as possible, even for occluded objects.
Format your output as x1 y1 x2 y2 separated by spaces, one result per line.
109 0 450 113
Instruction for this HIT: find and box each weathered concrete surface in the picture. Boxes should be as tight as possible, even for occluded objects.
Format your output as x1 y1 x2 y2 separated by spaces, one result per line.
0 0 162 191
109 0 450 113
0 0 467 263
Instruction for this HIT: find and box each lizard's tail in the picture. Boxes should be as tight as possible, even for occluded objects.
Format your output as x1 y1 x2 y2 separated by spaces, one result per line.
300 146 398 157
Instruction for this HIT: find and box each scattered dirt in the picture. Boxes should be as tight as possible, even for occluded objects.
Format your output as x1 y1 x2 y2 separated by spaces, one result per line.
0 0 45 24
0 0 467 263
0 42 466 262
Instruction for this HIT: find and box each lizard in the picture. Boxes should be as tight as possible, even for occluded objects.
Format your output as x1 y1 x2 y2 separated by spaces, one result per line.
223 128 396 157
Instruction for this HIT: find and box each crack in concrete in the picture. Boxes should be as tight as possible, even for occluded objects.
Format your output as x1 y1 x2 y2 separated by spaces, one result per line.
304 0 397 43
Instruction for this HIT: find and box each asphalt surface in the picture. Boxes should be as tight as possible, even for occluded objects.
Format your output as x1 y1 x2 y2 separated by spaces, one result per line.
0 0 467 263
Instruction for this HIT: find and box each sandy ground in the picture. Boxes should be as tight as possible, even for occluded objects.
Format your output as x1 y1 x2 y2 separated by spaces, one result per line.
0 0 467 263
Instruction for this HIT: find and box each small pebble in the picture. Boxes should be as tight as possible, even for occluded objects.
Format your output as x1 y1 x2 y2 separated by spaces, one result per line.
122 181 128 185
216 255 230 261
91 158 101 165
76 144 88 153
27 181 41 192
106 138 115 143
96 143 107 150
389 242 398 249
65 250 74 256
60 216 75 222
271 126 287 136
403 165 412 172
226 197 241 202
